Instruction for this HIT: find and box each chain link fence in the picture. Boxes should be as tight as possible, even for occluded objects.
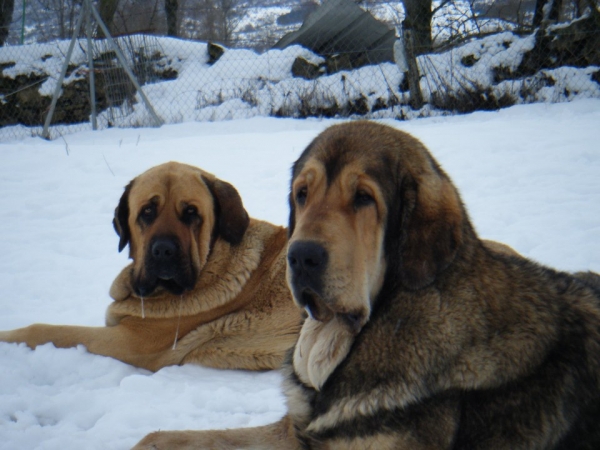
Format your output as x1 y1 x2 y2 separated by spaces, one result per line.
0 0 599 141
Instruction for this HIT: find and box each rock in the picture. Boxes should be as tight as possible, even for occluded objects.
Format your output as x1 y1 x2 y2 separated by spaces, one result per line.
291 57 322 80
326 53 353 74
518 10 600 76
208 42 225 64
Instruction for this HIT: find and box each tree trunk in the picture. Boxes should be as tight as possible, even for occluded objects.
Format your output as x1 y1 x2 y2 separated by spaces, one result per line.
532 0 546 27
548 0 562 21
403 28 424 110
401 0 432 55
165 0 178 37
532 0 563 27
96 0 119 38
0 0 15 46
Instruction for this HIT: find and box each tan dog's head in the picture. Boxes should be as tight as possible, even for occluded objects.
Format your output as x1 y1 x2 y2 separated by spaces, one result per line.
113 162 249 297
287 121 466 334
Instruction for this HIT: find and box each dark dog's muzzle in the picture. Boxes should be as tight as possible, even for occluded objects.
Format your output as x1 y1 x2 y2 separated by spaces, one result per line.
287 240 330 317
287 241 328 288
287 240 364 332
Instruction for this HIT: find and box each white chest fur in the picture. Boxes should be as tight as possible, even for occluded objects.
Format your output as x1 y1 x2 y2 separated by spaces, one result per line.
293 316 356 391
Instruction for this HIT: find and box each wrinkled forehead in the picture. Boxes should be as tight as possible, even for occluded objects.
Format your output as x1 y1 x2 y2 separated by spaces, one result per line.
293 155 390 193
129 163 213 208
292 137 396 199
293 123 441 192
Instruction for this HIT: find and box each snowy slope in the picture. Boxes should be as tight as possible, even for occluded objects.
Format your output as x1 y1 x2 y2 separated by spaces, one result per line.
2 30 599 144
1 100 599 449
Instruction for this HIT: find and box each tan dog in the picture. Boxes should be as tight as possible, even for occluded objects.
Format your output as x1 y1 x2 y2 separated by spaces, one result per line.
0 162 302 372
135 123 600 449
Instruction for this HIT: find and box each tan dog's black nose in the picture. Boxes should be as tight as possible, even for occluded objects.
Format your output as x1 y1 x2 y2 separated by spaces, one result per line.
151 238 178 262
148 236 181 282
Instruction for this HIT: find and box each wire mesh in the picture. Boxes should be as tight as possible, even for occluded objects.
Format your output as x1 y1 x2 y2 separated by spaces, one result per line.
0 0 598 141
94 34 166 125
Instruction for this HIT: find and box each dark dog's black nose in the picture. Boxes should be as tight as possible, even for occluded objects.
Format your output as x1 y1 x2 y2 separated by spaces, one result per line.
151 237 178 262
288 241 328 276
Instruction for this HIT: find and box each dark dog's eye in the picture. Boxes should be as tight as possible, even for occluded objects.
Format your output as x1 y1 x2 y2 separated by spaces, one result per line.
139 204 156 223
181 205 200 225
354 190 375 208
296 187 308 206
184 205 197 216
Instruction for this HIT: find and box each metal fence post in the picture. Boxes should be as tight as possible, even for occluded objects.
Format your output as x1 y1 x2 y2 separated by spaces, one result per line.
88 0 163 128
85 0 97 130
41 3 85 139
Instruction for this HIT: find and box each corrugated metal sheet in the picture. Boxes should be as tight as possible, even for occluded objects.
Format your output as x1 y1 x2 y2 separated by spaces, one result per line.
273 0 396 66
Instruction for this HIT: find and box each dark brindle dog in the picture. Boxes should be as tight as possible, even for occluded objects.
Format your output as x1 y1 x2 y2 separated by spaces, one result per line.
135 122 600 449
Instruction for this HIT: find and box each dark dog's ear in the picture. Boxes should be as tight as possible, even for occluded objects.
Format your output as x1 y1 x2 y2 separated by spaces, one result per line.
204 177 249 245
287 190 296 238
396 174 464 290
287 150 310 238
113 181 133 253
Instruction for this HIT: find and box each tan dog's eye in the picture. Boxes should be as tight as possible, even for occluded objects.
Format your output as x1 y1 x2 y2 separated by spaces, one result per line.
296 187 308 206
354 190 375 209
139 204 156 223
182 205 201 225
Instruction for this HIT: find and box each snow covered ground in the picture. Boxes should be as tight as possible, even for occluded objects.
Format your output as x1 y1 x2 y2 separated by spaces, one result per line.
1 99 600 449
3 29 599 144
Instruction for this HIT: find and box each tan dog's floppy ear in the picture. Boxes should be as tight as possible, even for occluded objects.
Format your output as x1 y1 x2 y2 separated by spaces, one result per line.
203 177 250 245
113 181 133 253
396 173 464 290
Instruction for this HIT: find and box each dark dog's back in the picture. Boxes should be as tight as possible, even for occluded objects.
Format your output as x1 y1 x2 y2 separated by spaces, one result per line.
285 242 600 449
450 251 600 449
282 122 600 449
574 271 600 294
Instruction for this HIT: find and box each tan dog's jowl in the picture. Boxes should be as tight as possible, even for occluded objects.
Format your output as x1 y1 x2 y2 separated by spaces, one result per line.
134 122 600 450
0 162 302 372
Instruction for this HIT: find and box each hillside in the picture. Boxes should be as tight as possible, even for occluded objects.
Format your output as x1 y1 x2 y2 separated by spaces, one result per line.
0 0 598 142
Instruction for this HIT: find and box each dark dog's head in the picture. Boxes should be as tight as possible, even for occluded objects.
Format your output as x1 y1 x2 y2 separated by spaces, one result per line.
113 162 249 297
287 121 466 334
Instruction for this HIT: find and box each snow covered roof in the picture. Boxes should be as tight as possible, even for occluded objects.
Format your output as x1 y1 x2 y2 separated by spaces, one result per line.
273 0 397 65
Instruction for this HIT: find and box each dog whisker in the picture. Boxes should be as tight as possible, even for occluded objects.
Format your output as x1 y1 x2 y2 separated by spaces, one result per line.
172 296 183 350
141 297 145 319
304 305 315 320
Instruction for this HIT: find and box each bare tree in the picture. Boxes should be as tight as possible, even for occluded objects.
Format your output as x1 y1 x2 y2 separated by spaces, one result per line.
399 0 455 55
165 0 177 36
194 0 242 46
0 0 14 46
401 0 433 55
30 0 82 40
219 0 242 45
532 0 566 26
113 0 162 35
96 0 119 37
